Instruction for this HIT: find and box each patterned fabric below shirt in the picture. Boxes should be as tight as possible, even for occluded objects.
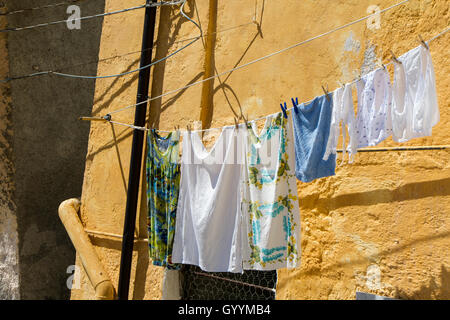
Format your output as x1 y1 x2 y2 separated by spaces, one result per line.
146 129 181 269
242 112 301 270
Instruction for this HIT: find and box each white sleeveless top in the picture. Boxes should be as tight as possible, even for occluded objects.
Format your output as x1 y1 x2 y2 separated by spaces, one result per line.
172 126 245 273
391 45 439 142
241 112 301 270
355 67 393 148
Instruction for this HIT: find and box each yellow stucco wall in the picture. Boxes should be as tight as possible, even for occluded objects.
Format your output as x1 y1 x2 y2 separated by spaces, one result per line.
72 0 449 299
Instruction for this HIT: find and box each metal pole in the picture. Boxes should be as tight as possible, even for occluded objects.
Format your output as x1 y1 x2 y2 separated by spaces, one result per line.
117 0 157 300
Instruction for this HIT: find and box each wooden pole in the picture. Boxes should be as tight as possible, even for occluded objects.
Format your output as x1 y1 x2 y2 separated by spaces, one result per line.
199 0 218 131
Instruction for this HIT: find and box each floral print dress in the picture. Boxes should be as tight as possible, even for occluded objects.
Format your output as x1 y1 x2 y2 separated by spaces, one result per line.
242 112 301 270
146 129 181 269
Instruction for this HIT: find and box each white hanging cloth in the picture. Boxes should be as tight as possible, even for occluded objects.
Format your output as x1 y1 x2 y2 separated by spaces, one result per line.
323 83 358 163
391 45 440 142
172 126 246 273
355 67 393 148
241 112 301 270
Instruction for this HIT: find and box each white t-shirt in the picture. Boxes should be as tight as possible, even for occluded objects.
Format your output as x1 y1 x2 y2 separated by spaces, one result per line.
391 45 439 142
172 126 246 273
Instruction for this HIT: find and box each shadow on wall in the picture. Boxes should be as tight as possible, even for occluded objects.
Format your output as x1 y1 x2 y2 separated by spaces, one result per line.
71 3 202 299
398 265 450 299
212 0 265 125
148 0 198 129
294 175 450 299
300 177 450 211
136 2 201 301
299 230 450 274
6 0 105 299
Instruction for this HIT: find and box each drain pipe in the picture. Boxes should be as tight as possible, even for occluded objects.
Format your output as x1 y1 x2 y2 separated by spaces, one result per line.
117 0 158 300
58 198 115 300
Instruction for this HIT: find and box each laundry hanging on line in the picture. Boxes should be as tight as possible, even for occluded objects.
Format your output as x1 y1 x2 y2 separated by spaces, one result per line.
292 94 336 182
145 42 441 273
172 126 247 273
169 112 302 273
146 129 181 270
391 45 440 142
323 82 358 163
355 67 393 149
242 112 301 271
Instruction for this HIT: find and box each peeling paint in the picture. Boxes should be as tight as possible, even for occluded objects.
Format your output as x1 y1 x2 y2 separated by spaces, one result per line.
344 31 361 53
361 42 381 75
365 264 383 290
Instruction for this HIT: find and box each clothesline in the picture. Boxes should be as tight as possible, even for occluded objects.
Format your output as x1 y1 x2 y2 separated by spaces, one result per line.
336 145 450 153
0 1 80 16
0 0 201 82
0 3 148 32
0 21 255 81
96 0 412 121
0 0 412 82
0 1 183 23
102 26 449 134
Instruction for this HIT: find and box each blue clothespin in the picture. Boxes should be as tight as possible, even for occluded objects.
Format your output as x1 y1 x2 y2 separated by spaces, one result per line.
280 102 288 119
291 97 299 114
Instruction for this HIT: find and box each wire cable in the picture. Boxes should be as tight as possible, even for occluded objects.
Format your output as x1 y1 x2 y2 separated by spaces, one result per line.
0 0 202 82
101 26 448 133
0 21 254 82
0 0 410 82
51 0 202 79
0 3 148 32
427 26 450 43
104 0 413 121
0 1 186 31
0 1 81 16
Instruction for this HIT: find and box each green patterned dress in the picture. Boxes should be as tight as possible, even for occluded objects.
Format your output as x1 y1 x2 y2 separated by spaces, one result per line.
146 129 181 269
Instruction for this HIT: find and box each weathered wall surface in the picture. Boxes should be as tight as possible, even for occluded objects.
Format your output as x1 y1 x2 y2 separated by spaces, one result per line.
75 0 449 299
6 0 105 299
72 0 167 300
0 7 20 300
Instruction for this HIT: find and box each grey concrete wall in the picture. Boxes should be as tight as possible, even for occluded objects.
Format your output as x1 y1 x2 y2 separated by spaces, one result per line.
0 9 20 299
6 0 105 299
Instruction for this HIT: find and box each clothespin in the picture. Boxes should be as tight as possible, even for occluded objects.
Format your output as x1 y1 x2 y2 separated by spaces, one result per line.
233 116 240 129
241 112 249 127
280 102 288 118
321 84 331 101
79 114 112 122
389 49 402 64
291 97 299 114
418 34 429 50
186 123 191 132
381 63 387 71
